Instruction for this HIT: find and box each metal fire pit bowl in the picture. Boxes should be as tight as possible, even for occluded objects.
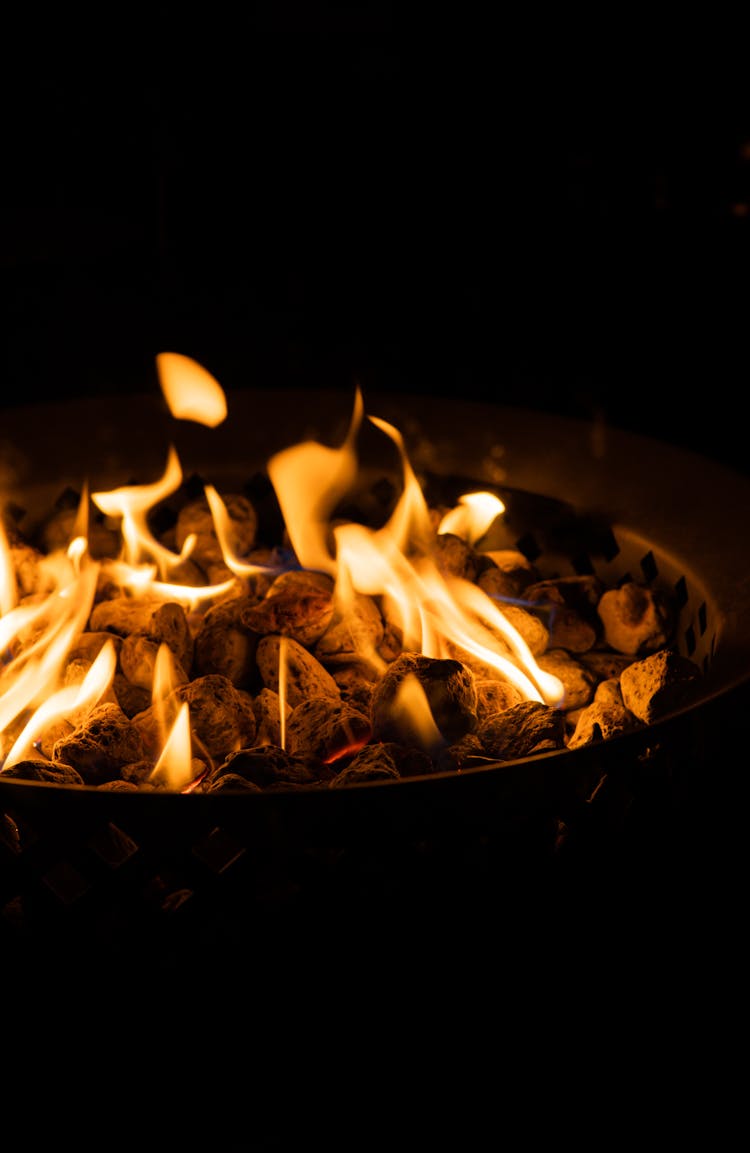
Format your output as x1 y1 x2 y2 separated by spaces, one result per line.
1 386 749 948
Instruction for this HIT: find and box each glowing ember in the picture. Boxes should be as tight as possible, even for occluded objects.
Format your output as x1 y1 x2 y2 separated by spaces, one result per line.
0 355 701 794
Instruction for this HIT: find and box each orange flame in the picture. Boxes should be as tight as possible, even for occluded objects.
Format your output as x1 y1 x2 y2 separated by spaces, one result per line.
390 673 445 753
4 637 117 768
438 491 505 544
150 701 195 790
157 352 228 428
0 549 100 734
266 387 364 575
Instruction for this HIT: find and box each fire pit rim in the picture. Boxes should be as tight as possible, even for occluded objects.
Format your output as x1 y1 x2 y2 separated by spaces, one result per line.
1 385 749 807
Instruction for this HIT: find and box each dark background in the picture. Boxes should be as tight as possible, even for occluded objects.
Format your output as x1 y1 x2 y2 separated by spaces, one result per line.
1 14 744 1134
2 6 748 479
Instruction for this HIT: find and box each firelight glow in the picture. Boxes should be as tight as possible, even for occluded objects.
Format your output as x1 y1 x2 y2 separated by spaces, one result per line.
0 355 565 792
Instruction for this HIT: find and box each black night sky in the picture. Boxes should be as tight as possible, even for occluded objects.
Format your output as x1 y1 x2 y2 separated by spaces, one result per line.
2 7 749 478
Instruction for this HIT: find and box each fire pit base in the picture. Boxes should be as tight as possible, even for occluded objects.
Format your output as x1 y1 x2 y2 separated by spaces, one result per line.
1 388 747 971
2 671 738 973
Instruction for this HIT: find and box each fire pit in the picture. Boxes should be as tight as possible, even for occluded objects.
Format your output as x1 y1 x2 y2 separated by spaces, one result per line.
2 371 749 953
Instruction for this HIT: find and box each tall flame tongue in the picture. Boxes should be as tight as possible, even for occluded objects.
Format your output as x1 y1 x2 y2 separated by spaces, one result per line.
268 388 564 715
267 388 365 577
0 529 101 745
3 637 117 769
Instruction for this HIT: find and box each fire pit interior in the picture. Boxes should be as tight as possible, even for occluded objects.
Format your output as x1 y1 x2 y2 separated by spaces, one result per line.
2 366 749 957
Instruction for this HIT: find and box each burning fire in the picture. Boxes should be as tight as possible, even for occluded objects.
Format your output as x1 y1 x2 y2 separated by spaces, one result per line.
0 353 567 791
